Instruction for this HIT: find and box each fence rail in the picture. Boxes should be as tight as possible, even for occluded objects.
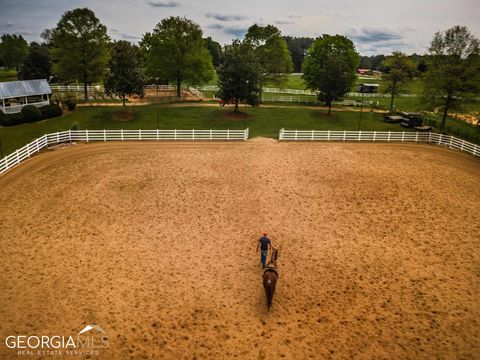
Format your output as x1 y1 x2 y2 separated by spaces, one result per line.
0 128 249 175
50 84 103 92
197 85 416 98
279 129 479 157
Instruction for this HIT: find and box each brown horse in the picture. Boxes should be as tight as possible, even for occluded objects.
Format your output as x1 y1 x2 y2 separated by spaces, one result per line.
262 248 279 310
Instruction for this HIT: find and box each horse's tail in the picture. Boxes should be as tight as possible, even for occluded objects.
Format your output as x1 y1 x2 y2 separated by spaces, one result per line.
266 281 273 310
264 276 276 310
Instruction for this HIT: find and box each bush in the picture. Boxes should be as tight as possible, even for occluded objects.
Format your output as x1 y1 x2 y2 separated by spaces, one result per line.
39 104 63 119
64 99 77 111
0 111 26 126
21 105 42 123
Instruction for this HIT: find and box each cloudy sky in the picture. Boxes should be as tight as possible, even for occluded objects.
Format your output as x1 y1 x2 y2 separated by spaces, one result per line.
0 0 479 55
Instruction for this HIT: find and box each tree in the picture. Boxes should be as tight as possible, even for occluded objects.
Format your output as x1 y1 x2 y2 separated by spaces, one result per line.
204 37 222 68
423 26 480 133
104 41 144 107
18 42 52 80
245 24 293 84
141 16 214 98
0 34 28 71
302 35 359 115
50 8 110 100
381 52 416 113
216 41 262 112
283 36 314 73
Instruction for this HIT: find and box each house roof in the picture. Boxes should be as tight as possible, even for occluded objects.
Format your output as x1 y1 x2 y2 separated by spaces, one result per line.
0 79 51 100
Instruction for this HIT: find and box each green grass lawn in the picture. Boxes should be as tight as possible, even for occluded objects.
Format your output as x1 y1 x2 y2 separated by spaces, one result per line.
1 103 478 156
0 104 421 155
0 69 17 82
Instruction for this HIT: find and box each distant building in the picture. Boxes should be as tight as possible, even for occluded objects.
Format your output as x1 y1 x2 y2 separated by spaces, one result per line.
0 79 51 114
357 68 370 75
357 83 379 93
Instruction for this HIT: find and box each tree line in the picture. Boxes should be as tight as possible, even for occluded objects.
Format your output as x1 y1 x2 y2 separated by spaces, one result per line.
0 7 479 131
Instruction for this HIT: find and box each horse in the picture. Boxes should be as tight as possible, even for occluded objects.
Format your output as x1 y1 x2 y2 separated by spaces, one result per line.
262 248 279 310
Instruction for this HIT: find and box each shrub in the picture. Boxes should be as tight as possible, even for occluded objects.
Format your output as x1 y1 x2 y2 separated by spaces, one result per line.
64 98 77 111
39 104 63 119
21 105 42 123
0 112 26 126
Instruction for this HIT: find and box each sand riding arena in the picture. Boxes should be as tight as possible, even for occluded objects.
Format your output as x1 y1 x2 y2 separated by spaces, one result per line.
0 139 479 359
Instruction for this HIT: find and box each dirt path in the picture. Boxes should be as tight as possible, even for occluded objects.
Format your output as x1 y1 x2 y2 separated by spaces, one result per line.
78 100 389 113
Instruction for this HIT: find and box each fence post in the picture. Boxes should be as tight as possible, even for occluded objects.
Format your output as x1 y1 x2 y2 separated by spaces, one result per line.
279 128 284 140
461 139 465 151
358 130 361 141
86 130 89 142
311 130 314 141
121 129 124 141
438 134 443 145
449 136 453 148
373 131 376 142
104 129 106 142
428 132 432 143
245 128 249 141
175 129 177 141
226 130 229 141
295 130 298 141
327 130 331 141
56 132 60 144
69 129 72 143
210 129 213 140
139 129 142 140
193 129 196 141
473 144 478 157
343 130 346 141
388 131 391 142
415 132 418 142
156 129 159 141
401 132 405 142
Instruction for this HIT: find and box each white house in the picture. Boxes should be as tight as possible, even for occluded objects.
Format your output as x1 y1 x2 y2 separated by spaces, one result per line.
0 79 51 114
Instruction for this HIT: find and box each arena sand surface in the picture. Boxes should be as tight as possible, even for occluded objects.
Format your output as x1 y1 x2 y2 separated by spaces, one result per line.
0 139 479 359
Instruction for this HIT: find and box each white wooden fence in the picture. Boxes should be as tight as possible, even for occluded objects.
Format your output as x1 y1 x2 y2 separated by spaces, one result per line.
197 85 416 98
0 129 249 175
278 129 480 157
50 84 103 92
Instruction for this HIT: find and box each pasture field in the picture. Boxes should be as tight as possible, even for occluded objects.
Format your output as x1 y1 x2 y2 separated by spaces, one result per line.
0 140 479 359
0 105 400 155
0 69 17 82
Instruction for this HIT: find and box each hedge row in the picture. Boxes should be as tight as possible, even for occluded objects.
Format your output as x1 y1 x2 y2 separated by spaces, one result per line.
0 104 63 126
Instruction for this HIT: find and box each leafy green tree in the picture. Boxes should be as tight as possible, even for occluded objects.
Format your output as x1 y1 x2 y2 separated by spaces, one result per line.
381 52 416 113
104 41 144 107
423 26 480 133
141 16 214 98
216 40 262 112
204 37 223 68
50 8 110 100
245 24 293 84
302 35 359 115
18 42 52 80
0 34 28 71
